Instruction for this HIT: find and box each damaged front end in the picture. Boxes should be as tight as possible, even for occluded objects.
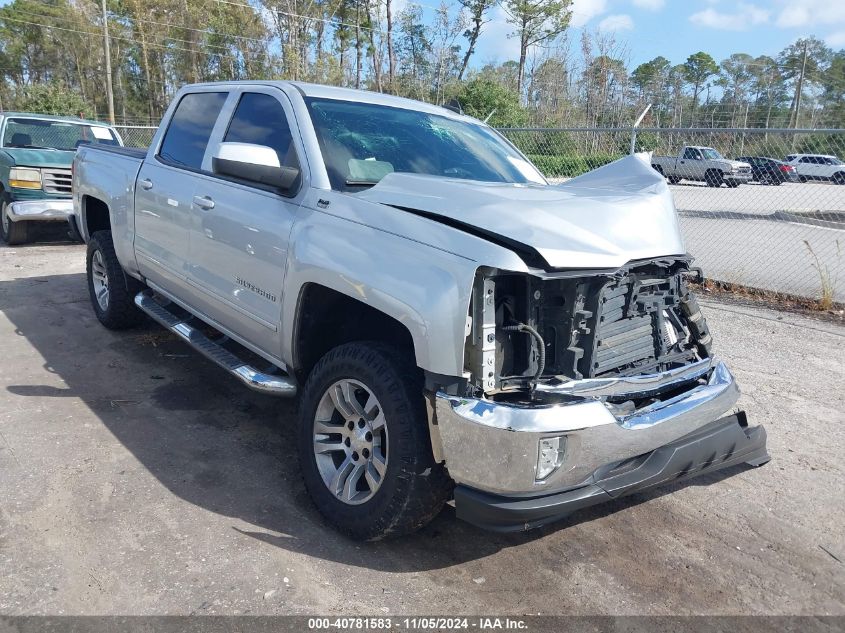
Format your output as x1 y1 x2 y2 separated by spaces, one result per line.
464 256 712 396
437 256 769 532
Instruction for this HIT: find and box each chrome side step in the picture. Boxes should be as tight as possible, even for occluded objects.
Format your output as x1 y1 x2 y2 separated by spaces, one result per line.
134 290 297 397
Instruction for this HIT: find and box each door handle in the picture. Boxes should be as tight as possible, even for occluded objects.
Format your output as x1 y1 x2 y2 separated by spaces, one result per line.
193 195 215 210
139 178 153 190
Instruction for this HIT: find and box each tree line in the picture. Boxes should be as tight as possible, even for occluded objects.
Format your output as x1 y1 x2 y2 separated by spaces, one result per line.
0 0 842 130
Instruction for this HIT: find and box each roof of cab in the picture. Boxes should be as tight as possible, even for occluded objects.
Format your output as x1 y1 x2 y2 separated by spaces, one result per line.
181 80 478 123
0 111 114 127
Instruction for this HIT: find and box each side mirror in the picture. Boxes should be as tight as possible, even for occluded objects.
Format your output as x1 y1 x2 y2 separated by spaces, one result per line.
212 142 299 191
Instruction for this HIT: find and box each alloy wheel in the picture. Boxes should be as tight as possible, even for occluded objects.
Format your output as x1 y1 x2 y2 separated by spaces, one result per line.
91 249 110 311
312 379 388 505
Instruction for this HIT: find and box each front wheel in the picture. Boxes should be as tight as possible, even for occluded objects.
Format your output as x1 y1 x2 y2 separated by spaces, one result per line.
705 170 723 187
86 231 145 329
298 342 451 540
0 201 29 245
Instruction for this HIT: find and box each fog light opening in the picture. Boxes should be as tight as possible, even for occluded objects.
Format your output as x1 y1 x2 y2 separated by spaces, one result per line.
537 436 566 480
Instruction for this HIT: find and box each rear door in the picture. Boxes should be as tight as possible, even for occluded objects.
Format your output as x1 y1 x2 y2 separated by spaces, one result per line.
134 90 228 295
798 156 823 179
185 87 307 358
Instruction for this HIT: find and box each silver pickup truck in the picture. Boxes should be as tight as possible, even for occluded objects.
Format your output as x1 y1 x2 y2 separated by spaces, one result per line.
652 146 752 187
73 81 769 539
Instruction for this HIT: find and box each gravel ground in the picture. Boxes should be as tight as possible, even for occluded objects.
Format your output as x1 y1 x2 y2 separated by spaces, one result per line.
0 238 843 616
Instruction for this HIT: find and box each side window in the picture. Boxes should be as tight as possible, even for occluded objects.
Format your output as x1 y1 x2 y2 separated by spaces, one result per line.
682 148 697 159
158 92 228 169
799 157 811 164
224 93 300 170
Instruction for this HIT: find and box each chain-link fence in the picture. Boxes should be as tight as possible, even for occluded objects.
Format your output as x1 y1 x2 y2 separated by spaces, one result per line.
115 125 156 149
115 124 845 304
499 127 844 304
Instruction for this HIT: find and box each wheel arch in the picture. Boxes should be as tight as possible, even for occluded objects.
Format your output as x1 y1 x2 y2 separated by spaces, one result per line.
80 195 112 240
291 283 418 384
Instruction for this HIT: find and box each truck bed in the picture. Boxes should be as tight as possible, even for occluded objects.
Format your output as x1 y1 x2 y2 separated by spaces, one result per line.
85 145 147 159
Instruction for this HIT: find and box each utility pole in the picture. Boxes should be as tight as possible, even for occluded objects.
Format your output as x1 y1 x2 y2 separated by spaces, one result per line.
791 40 808 129
101 0 115 125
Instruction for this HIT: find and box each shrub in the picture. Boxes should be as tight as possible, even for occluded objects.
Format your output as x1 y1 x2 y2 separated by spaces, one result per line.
526 153 621 177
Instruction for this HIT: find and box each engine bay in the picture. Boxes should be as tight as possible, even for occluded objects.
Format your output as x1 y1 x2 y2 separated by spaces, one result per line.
465 257 713 396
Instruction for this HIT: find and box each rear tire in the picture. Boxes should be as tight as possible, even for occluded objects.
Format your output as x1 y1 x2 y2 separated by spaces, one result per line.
668 176 681 184
86 230 145 329
798 175 807 183
726 180 740 188
298 342 451 540
705 170 723 188
0 200 29 245
833 172 845 185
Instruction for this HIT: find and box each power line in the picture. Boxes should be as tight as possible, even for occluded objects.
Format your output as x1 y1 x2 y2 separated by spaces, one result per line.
0 8 252 54
21 0 270 45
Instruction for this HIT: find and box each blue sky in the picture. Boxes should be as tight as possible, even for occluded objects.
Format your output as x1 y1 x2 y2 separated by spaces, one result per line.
471 0 845 69
1 0 842 72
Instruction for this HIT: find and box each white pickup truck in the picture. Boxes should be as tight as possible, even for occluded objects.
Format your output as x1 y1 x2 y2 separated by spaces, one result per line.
72 82 769 539
652 146 752 187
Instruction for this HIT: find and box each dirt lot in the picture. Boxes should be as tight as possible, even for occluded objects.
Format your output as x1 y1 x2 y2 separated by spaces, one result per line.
1 236 843 616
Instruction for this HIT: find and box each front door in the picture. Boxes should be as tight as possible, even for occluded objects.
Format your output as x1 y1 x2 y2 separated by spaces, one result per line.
186 89 306 358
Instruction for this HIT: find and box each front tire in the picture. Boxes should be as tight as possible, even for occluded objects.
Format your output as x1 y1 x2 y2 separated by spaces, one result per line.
0 200 29 245
705 170 723 187
298 342 451 540
86 230 145 329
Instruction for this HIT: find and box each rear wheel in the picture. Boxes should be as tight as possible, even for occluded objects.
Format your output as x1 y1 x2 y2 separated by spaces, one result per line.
705 170 723 187
0 200 29 245
668 176 681 184
298 342 451 540
86 230 145 329
798 175 808 183
833 172 845 185
726 180 740 188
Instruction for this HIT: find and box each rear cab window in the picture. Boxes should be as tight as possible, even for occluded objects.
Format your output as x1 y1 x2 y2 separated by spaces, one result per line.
158 91 228 170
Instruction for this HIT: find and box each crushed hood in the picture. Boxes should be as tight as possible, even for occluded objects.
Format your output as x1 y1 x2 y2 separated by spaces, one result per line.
357 153 686 270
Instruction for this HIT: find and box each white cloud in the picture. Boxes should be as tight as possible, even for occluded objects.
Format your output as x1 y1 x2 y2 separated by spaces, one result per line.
475 6 523 62
774 1 845 28
598 14 634 32
570 0 608 27
631 0 665 11
825 30 845 47
689 3 770 30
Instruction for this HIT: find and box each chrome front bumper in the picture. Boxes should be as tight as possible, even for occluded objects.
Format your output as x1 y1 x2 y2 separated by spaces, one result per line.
8 199 73 222
725 171 752 182
434 359 746 496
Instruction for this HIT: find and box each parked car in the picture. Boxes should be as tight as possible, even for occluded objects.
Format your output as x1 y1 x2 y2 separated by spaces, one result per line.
73 82 769 539
652 146 752 187
735 156 799 185
783 154 845 184
0 113 122 245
